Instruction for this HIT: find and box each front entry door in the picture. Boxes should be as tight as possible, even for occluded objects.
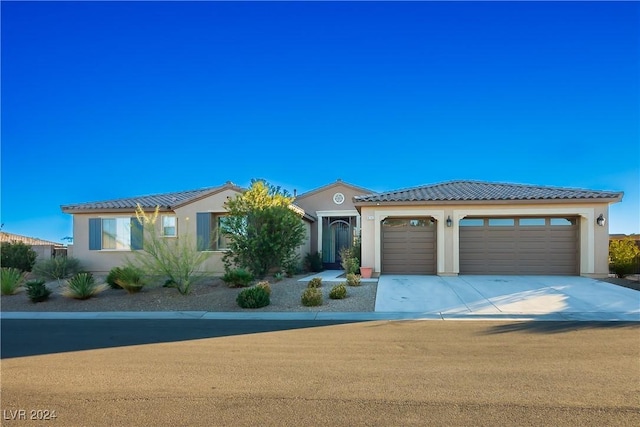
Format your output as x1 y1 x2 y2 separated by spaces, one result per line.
322 217 355 269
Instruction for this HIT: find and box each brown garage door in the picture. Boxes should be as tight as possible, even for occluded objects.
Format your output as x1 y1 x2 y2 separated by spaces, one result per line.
382 218 436 274
459 217 579 275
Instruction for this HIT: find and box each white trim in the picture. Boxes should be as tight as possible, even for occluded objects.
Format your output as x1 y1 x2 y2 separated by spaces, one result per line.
452 207 595 274
374 209 445 274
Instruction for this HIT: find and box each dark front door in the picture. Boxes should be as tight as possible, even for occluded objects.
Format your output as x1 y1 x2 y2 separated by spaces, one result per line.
322 217 355 269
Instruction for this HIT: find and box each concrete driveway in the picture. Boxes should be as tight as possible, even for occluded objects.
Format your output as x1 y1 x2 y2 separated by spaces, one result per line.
375 275 640 321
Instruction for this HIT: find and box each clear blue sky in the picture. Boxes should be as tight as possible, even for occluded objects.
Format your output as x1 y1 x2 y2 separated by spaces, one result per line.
2 1 638 243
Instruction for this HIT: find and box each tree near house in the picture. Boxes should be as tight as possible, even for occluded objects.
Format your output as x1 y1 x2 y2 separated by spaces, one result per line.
222 179 306 278
609 238 640 278
127 204 211 295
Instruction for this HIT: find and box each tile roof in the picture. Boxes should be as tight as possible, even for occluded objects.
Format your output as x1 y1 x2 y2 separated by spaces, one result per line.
0 232 63 246
353 180 623 203
61 182 243 212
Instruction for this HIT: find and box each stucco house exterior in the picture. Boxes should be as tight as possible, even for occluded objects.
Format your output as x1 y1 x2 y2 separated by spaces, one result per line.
61 179 622 278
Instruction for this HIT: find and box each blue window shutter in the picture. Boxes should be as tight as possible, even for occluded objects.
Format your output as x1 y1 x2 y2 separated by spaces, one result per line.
89 218 101 250
130 217 143 250
196 213 211 251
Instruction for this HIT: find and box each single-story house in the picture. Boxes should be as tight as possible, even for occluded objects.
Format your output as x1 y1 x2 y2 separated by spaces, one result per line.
0 232 66 260
61 179 622 278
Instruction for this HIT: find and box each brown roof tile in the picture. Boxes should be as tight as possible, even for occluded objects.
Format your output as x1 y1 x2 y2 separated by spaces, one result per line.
354 180 623 203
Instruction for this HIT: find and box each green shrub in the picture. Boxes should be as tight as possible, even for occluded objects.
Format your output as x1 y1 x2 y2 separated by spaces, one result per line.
609 238 640 278
1 241 37 272
115 266 145 294
1 267 25 295
339 246 360 275
307 277 322 288
346 273 361 287
25 279 51 303
256 280 272 296
236 286 271 309
283 256 300 277
33 257 82 282
273 272 284 282
61 272 108 300
304 252 323 272
222 268 254 288
106 267 124 289
329 283 347 299
301 287 323 307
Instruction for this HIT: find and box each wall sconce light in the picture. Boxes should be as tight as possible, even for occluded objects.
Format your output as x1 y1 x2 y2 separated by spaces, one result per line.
596 214 606 227
446 216 452 227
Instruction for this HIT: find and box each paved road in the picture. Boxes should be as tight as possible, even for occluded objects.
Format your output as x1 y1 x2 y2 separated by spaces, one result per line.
0 319 356 358
1 320 639 426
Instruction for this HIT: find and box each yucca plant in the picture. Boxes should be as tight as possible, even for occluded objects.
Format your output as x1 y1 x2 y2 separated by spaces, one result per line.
61 272 108 300
1 267 25 295
25 279 52 303
114 266 145 294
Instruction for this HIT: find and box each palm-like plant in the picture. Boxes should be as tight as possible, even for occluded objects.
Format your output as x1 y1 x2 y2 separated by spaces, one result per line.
61 273 108 300
1 267 25 295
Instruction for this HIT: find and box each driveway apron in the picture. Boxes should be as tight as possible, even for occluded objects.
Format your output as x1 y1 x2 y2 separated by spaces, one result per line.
375 275 640 321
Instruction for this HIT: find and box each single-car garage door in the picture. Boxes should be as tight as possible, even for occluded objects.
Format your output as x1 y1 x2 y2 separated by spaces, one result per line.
382 218 436 274
459 217 579 275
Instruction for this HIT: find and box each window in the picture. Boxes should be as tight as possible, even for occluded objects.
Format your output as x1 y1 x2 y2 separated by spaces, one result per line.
196 212 230 251
213 214 230 250
488 218 514 227
460 218 484 227
519 218 545 226
162 216 177 237
550 218 575 226
89 217 143 251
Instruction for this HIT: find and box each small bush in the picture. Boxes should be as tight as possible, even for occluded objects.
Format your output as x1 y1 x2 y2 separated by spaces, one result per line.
236 286 271 309
346 273 361 287
106 267 124 289
256 280 272 296
283 256 300 277
25 279 51 303
304 252 323 273
1 267 25 295
33 257 83 282
301 287 323 307
307 277 322 288
1 241 37 272
61 272 108 300
222 268 254 288
273 272 284 282
115 267 145 294
329 283 347 299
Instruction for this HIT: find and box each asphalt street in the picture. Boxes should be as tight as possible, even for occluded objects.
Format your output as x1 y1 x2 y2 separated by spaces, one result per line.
1 320 639 426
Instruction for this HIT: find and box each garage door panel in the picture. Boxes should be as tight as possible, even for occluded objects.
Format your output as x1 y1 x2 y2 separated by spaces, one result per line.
382 218 436 274
460 217 578 275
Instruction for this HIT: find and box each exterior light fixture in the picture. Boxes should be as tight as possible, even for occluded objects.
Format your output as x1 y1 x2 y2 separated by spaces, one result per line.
446 216 452 227
596 214 606 227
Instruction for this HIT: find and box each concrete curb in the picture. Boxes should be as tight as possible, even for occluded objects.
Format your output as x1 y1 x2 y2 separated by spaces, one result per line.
1 311 638 321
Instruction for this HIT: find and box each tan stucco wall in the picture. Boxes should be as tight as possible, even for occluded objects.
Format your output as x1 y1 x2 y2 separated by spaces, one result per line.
360 201 613 277
70 187 311 275
295 183 368 254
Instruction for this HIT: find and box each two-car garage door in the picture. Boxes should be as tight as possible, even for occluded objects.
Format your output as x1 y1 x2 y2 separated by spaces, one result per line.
459 217 579 275
381 216 579 275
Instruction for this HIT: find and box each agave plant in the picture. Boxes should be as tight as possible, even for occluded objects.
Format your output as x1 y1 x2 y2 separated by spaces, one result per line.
61 272 108 300
25 279 52 303
1 267 25 295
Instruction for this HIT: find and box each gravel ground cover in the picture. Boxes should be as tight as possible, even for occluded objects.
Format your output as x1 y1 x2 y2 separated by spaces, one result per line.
0 274 377 312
